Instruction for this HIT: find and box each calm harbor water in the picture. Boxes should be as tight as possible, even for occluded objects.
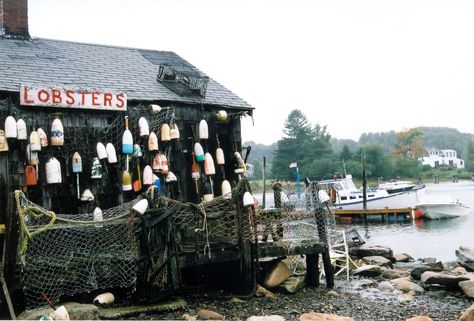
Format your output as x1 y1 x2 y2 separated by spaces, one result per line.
256 180 474 262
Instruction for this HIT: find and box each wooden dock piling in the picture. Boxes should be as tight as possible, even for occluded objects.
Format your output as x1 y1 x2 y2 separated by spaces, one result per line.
334 208 413 223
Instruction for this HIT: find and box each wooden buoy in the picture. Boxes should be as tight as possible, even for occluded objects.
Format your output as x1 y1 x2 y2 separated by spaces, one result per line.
80 189 94 201
149 104 162 113
133 144 143 192
221 180 232 198
0 130 8 152
170 123 180 140
45 157 62 184
16 119 27 140
148 132 159 151
216 147 225 165
93 207 103 221
122 116 133 154
25 165 37 186
4 116 17 138
106 143 117 163
132 199 148 215
191 152 200 194
37 128 48 147
51 117 64 146
199 119 208 139
143 165 153 185
122 169 132 191
216 110 228 122
160 123 170 142
29 130 41 152
243 191 254 206
138 117 150 137
96 142 108 160
72 152 82 199
204 152 215 176
160 154 169 174
194 143 205 162
91 157 102 179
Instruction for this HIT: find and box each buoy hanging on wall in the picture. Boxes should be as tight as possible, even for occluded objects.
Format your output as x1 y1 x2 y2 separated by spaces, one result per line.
132 199 149 215
148 132 158 151
143 165 153 185
25 164 37 186
216 147 225 165
91 157 102 179
122 169 132 191
152 153 162 172
170 124 180 140
106 143 117 163
4 116 17 138
72 152 82 199
93 207 103 221
199 119 208 139
37 128 48 147
96 142 108 160
122 116 133 154
16 119 27 140
138 117 150 137
0 130 8 152
194 143 205 162
46 157 62 184
243 191 254 206
81 189 94 201
216 110 228 122
202 180 214 202
204 153 215 176
51 117 64 146
161 123 170 142
221 180 232 198
29 130 41 152
26 144 39 165
160 154 169 174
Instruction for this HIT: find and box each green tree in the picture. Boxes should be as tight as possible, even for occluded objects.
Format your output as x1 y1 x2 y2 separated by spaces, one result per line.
465 141 474 172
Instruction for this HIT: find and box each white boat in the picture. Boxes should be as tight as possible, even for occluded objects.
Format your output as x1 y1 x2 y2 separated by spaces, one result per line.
378 179 417 194
318 175 425 210
415 196 471 219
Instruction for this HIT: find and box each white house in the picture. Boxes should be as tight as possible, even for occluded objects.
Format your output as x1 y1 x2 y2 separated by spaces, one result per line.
420 148 465 169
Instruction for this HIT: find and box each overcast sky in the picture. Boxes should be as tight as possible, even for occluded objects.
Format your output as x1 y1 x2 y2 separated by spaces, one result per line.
28 0 474 145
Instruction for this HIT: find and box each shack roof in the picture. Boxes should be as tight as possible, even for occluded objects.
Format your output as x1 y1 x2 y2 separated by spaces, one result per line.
0 37 253 110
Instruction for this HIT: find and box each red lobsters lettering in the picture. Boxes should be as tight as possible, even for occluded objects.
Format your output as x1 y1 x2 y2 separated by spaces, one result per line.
23 86 34 104
65 90 75 105
116 93 125 108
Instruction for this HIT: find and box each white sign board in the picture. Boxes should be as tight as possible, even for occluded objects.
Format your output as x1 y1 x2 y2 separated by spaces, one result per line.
20 85 127 111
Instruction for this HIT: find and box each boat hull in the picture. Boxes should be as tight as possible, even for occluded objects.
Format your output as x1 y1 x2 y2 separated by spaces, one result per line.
416 203 471 219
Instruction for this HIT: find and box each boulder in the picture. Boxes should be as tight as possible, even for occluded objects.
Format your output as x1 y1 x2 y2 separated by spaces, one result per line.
247 316 285 321
459 280 474 298
393 252 413 263
392 277 425 294
299 312 356 321
452 266 468 275
362 255 393 268
420 271 469 289
197 308 224 320
278 276 305 294
410 261 444 280
350 245 393 260
405 317 432 321
262 261 292 288
459 303 474 321
378 281 395 292
457 247 474 271
354 264 382 277
381 267 409 279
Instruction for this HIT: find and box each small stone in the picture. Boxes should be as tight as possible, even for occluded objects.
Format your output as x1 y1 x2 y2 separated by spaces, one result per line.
256 284 276 299
326 290 339 297
405 317 432 321
230 297 246 303
197 308 224 320
247 315 285 321
182 313 198 321
299 312 356 321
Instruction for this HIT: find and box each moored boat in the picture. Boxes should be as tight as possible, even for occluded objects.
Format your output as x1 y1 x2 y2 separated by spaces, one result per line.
415 196 471 219
378 179 418 194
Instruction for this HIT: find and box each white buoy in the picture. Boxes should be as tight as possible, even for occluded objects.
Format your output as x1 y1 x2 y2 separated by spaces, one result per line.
72 152 82 199
16 119 27 140
93 292 115 305
216 110 228 122
160 154 169 174
0 130 8 152
143 165 153 185
216 147 225 165
160 123 170 141
26 144 38 165
4 116 17 138
29 130 41 151
51 117 64 146
199 119 208 139
243 191 254 206
132 199 149 215
149 104 162 113
96 142 108 160
221 180 232 199
202 180 214 202
138 117 150 137
81 189 94 201
93 207 103 221
37 128 48 147
170 123 180 140
166 171 177 183
45 157 62 184
106 143 117 163
122 116 133 154
194 143 205 162
91 157 102 179
148 132 159 151
49 305 69 321
204 153 215 176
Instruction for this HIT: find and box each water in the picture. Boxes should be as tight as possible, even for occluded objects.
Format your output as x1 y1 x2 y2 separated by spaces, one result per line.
255 180 474 262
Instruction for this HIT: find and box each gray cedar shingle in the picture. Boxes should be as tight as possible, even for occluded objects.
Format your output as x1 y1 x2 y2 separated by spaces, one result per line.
0 37 252 110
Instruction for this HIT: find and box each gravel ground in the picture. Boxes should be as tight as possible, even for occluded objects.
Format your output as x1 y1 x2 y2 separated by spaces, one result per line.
147 280 473 321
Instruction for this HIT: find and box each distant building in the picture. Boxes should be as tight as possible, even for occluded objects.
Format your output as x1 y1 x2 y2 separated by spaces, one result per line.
420 148 465 169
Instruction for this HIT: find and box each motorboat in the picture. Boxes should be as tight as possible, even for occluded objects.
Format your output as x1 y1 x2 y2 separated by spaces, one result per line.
318 175 425 210
378 179 417 194
415 196 471 219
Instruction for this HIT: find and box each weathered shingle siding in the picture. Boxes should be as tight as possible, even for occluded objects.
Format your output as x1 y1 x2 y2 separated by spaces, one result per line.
0 38 252 109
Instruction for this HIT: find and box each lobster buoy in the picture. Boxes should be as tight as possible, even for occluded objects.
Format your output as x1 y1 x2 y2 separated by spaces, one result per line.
243 191 254 207
160 123 170 142
170 123 180 140
202 180 214 202
199 119 208 139
37 128 48 147
4 116 17 138
81 189 94 201
96 142 108 160
50 117 64 146
122 116 133 154
46 157 62 184
148 132 159 151
91 157 102 179
216 147 225 165
29 130 41 152
25 165 37 186
138 117 149 137
26 144 39 165
143 165 153 185
160 154 169 174
16 119 27 140
204 152 215 176
413 208 424 220
216 110 228 122
106 143 117 163
194 143 205 162
132 199 148 215
221 180 232 199
122 169 132 191
0 130 8 152
93 207 103 221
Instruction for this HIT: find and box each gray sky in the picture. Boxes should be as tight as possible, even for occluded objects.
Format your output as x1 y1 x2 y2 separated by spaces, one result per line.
28 0 474 145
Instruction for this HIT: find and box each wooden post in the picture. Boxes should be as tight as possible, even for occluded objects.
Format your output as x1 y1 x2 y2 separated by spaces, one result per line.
305 253 319 287
262 157 266 209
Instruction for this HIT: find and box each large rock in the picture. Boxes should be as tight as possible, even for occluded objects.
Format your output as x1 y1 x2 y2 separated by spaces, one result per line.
405 317 432 321
410 261 444 280
459 303 474 321
17 303 99 320
459 280 474 298
262 261 292 288
353 264 382 277
278 276 305 294
299 312 356 321
393 252 413 263
362 255 393 268
392 277 425 294
381 267 409 279
457 246 474 271
351 245 393 260
420 271 469 289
